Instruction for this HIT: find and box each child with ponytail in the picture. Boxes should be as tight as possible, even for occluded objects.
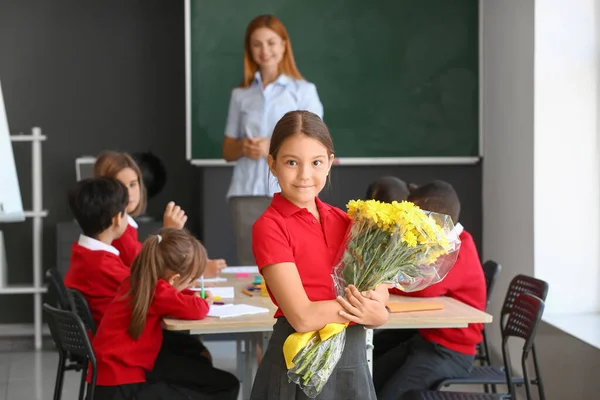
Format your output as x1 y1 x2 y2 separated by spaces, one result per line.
91 228 239 400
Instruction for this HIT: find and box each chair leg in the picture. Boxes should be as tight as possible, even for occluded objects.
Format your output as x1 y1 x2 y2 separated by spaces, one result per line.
78 363 88 400
522 355 533 400
478 328 491 393
53 351 66 400
87 368 97 400
531 345 546 400
482 328 491 366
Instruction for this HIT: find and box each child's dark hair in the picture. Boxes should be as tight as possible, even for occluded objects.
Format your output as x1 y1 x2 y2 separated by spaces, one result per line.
68 178 128 237
127 228 207 339
407 180 461 223
269 111 334 160
94 151 147 217
366 176 409 203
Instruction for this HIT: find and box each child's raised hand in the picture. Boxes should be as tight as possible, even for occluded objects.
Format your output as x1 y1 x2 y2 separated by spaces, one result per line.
204 259 227 278
336 285 389 328
163 201 187 229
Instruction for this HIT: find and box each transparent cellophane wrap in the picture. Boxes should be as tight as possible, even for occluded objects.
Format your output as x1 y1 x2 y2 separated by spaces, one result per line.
287 201 461 397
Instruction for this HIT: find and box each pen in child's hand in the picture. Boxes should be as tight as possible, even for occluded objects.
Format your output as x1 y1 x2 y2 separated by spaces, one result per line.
201 276 205 299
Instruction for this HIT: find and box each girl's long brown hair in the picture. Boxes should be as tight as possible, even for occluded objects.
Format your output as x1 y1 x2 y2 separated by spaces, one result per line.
240 15 303 88
94 151 147 217
126 228 207 339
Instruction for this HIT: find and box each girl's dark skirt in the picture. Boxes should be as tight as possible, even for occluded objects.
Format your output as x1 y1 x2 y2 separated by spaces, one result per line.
250 317 376 400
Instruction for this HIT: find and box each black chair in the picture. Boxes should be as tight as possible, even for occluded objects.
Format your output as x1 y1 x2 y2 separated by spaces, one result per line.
414 292 545 400
483 261 502 306
46 268 70 310
436 275 549 400
44 303 97 400
46 268 89 371
476 261 503 366
67 288 97 335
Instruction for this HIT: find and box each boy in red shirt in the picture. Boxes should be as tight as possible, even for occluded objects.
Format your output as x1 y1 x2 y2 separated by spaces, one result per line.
373 180 487 399
63 178 130 327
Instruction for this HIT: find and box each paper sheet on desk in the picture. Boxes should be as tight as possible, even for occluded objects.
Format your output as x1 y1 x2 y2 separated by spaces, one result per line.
188 286 235 298
208 304 269 318
221 266 259 274
198 277 227 283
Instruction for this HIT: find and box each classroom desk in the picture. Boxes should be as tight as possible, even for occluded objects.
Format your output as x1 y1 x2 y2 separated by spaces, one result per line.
163 276 493 399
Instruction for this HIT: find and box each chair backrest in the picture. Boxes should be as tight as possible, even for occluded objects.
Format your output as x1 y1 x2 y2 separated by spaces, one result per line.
67 288 97 335
482 260 502 304
501 292 545 398
43 303 96 364
500 274 548 325
45 268 70 310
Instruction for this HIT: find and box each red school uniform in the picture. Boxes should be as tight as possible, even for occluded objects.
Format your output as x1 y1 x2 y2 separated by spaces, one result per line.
252 193 350 318
390 226 486 355
64 235 130 328
92 279 209 386
112 216 143 267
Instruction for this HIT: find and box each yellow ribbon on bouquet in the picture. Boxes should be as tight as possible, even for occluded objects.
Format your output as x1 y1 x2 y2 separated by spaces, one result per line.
283 323 348 369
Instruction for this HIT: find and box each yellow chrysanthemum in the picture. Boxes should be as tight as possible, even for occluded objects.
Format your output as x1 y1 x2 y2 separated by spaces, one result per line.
345 199 453 262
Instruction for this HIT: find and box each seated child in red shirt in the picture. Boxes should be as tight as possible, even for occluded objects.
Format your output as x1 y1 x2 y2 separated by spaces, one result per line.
93 151 226 277
91 228 239 400
64 177 130 327
373 180 487 399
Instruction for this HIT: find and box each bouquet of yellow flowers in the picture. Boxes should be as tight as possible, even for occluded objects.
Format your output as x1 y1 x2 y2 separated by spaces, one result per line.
284 199 461 397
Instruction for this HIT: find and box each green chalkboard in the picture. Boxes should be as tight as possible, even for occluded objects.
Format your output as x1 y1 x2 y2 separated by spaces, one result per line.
186 0 479 164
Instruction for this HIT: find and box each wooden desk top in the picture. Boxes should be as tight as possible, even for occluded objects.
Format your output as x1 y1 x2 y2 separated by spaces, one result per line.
163 276 493 334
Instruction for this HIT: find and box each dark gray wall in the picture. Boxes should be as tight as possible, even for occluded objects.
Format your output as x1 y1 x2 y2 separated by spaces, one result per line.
0 0 482 324
0 0 199 323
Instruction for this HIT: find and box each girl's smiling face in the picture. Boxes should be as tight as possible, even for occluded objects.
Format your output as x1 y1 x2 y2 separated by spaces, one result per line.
115 167 140 214
268 134 334 209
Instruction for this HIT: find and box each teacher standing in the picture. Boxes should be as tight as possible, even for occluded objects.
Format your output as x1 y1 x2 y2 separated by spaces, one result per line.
222 15 324 265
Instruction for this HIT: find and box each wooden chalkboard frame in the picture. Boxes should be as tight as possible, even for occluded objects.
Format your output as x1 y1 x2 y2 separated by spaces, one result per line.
185 0 483 166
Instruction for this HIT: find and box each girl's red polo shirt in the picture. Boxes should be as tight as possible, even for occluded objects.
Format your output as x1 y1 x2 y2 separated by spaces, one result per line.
252 193 350 318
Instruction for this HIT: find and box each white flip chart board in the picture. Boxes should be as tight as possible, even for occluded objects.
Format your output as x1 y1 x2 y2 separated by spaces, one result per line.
0 78 25 222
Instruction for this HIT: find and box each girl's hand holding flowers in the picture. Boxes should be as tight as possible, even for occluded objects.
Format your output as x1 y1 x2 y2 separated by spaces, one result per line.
367 283 392 305
336 285 389 328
